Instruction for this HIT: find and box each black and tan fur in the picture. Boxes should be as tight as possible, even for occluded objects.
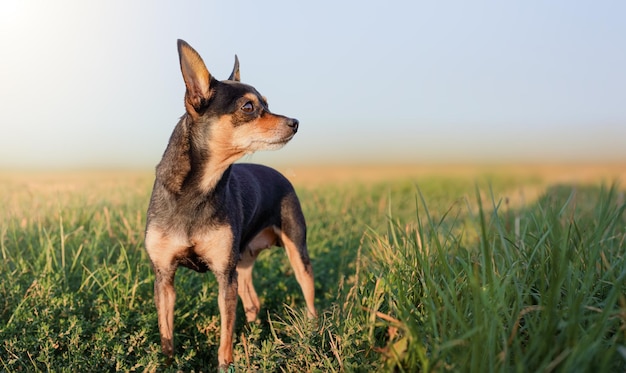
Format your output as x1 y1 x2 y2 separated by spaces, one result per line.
145 39 316 370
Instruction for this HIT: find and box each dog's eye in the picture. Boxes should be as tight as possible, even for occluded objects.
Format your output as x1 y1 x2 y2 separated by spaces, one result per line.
241 101 254 113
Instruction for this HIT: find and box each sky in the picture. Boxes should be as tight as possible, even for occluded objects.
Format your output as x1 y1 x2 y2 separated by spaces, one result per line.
1 1 625 169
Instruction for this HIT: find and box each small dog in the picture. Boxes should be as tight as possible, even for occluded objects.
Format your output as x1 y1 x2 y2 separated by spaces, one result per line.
145 39 316 370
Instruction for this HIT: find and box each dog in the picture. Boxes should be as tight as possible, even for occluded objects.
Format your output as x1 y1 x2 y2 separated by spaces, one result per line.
144 39 316 370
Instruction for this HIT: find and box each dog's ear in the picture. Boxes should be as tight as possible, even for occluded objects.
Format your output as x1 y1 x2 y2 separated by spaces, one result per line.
177 39 214 115
156 119 191 195
228 55 240 82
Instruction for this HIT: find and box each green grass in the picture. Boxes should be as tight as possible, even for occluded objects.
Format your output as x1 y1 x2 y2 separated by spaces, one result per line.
0 171 624 371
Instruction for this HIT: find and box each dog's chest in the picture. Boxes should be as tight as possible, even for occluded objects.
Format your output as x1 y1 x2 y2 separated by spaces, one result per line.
187 224 235 274
145 219 237 274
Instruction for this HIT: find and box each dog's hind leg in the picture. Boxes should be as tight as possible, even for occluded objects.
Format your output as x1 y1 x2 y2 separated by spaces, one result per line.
277 226 317 319
237 252 261 322
237 227 278 322
277 195 316 318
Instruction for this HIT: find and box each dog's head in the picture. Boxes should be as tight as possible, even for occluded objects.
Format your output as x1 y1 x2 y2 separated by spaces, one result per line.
157 40 299 194
178 39 298 151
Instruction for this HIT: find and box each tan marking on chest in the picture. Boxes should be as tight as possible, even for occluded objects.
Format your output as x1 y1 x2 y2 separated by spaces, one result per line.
191 225 235 274
145 225 191 270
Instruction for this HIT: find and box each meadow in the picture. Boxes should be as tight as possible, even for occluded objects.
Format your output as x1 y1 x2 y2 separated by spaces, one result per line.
1 164 625 372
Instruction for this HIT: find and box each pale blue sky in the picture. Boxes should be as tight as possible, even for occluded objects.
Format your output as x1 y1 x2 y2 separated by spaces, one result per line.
1 1 625 168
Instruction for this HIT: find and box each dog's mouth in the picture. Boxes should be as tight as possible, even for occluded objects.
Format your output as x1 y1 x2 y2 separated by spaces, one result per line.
273 135 295 145
271 131 296 144
253 134 294 149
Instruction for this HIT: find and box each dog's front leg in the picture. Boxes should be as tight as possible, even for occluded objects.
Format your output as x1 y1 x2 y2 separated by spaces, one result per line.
216 269 238 370
154 268 177 358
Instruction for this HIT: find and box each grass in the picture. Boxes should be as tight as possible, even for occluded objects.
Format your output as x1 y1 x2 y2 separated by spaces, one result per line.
0 166 625 371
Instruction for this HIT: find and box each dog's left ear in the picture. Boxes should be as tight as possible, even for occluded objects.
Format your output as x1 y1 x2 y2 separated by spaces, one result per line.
178 39 215 115
228 55 240 82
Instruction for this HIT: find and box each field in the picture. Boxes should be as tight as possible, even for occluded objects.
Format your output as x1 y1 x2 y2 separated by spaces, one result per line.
1 164 625 372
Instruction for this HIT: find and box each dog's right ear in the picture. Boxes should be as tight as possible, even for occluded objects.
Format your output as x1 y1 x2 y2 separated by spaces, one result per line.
177 39 215 116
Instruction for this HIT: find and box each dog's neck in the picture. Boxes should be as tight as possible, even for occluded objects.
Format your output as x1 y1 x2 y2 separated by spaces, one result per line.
187 116 246 194
196 156 234 194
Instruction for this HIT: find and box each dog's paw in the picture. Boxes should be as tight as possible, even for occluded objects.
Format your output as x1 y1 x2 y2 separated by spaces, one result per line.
218 363 235 373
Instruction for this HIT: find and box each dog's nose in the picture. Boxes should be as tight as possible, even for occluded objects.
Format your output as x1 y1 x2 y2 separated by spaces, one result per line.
287 118 299 133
